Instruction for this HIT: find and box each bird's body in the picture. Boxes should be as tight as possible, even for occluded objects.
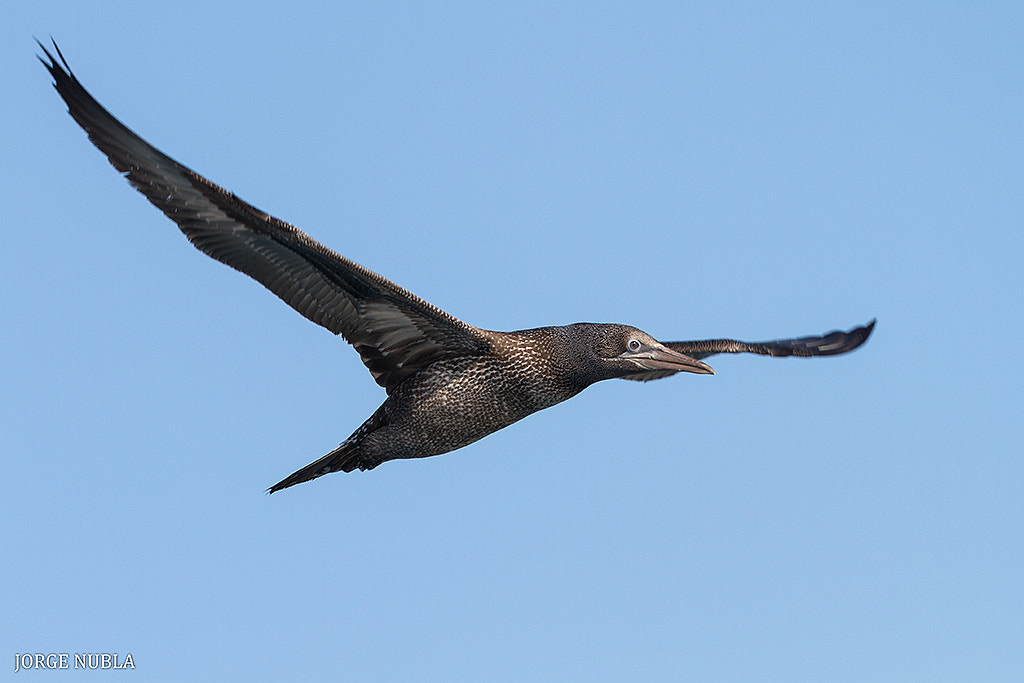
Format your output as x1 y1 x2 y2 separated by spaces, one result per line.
40 42 874 493
275 324 686 490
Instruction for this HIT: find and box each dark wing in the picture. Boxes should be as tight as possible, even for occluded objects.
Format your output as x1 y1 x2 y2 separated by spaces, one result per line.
39 41 490 392
663 319 875 361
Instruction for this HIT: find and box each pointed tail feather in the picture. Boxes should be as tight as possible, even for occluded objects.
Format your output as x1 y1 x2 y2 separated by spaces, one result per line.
267 442 362 494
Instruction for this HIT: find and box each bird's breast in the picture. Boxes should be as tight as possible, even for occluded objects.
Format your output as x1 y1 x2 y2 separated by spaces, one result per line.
380 353 582 457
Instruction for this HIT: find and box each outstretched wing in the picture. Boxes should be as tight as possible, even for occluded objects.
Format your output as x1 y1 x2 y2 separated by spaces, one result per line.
664 319 876 361
40 41 490 392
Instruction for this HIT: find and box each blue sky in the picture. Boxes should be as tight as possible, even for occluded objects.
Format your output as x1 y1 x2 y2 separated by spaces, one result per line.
4 2 1023 680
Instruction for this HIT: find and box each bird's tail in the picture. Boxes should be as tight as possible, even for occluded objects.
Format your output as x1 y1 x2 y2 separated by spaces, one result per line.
267 441 362 494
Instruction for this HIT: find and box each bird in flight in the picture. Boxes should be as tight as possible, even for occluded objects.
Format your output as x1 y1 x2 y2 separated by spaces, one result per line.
39 41 874 493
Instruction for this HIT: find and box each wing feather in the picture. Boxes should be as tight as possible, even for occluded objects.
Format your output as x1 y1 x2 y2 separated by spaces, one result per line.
39 41 489 392
664 320 875 361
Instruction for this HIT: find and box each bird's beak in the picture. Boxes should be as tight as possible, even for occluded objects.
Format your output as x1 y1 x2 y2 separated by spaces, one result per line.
633 343 715 375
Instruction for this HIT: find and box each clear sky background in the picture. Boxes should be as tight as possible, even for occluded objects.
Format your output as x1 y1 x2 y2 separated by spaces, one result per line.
3 2 1023 681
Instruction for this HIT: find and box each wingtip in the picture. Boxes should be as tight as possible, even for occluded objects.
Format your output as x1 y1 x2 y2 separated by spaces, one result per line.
36 36 72 81
842 318 876 354
35 36 54 69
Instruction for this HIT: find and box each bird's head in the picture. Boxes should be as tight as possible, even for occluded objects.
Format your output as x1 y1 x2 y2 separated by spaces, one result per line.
565 323 714 383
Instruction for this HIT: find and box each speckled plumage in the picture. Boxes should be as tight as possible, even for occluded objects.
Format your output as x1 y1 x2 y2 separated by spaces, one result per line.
40 42 875 493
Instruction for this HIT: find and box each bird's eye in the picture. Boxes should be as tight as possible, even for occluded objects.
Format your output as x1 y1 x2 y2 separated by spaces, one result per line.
627 339 642 352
